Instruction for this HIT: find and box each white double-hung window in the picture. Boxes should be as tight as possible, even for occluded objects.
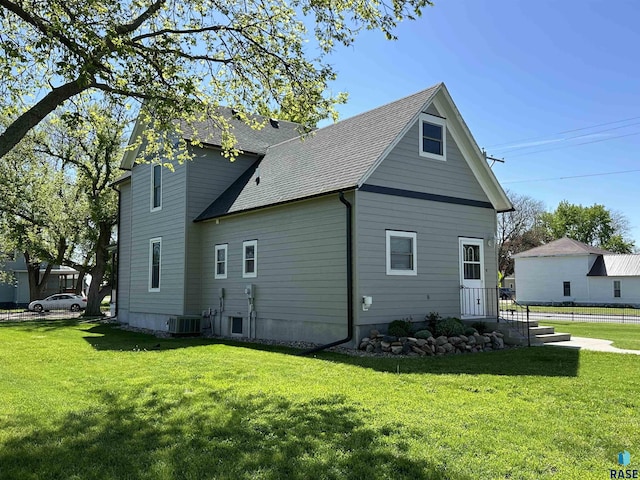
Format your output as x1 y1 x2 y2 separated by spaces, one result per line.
242 240 257 278
386 230 417 276
149 237 161 291
214 244 228 279
151 165 162 211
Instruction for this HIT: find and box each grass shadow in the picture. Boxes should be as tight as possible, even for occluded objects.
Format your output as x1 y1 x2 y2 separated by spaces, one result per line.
81 323 580 378
314 346 581 377
0 389 467 480
83 323 305 355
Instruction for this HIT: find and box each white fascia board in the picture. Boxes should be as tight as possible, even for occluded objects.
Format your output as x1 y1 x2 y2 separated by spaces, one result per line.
120 116 147 170
432 87 513 213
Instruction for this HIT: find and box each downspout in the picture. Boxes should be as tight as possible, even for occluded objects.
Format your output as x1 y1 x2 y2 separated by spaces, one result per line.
114 187 121 318
299 191 354 355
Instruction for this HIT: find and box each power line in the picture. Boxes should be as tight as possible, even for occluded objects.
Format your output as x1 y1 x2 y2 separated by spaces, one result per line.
490 121 640 155
503 168 640 185
505 130 640 159
486 115 640 150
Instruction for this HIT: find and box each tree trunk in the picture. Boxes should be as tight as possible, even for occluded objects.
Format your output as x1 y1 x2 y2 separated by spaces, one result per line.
24 252 53 302
83 222 112 316
73 269 86 296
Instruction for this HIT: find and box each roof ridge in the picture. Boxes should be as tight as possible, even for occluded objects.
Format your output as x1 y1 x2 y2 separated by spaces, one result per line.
264 83 442 152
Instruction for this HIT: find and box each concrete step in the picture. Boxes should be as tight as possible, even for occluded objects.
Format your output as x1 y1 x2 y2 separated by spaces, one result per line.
535 332 572 343
529 326 555 335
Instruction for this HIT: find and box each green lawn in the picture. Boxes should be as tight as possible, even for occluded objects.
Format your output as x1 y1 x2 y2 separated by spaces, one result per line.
1 320 639 479
540 320 640 350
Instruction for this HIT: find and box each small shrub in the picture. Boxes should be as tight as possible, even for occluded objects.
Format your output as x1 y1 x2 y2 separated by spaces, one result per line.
471 321 488 334
425 312 442 334
414 329 433 339
434 317 465 337
464 327 477 336
388 319 412 338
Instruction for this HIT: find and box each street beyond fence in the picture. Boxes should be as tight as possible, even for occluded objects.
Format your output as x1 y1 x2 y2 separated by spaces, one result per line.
500 300 640 325
0 307 110 322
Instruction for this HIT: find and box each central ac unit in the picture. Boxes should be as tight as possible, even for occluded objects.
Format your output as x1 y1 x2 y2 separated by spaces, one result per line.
167 316 201 336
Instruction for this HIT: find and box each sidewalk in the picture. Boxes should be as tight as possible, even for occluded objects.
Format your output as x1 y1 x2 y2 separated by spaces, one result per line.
546 336 640 355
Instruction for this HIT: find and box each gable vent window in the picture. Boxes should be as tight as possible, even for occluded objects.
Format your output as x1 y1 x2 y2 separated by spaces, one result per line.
419 113 447 161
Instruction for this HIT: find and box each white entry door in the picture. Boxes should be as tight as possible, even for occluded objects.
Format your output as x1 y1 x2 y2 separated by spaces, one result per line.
459 238 485 318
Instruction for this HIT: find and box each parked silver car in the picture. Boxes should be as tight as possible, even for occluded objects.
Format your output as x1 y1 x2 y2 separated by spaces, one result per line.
28 294 87 312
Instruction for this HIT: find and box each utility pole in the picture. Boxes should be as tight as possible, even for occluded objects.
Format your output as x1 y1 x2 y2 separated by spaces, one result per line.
482 148 505 168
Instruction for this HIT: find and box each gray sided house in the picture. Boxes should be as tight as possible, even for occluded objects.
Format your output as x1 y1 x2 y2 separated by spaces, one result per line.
0 254 79 308
116 83 513 346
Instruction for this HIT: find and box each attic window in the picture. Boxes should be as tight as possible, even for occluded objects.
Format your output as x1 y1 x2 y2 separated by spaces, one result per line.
269 118 279 128
419 113 447 161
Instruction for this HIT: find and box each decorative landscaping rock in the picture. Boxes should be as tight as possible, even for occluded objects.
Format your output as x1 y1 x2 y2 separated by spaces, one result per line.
436 335 449 346
358 330 508 356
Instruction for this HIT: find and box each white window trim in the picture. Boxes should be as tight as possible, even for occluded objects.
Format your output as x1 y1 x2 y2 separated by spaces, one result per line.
149 237 162 292
419 113 447 161
242 240 258 278
214 244 228 279
386 230 417 276
151 164 162 212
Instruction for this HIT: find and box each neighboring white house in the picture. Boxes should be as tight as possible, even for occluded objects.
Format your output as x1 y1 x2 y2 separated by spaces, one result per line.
514 237 640 306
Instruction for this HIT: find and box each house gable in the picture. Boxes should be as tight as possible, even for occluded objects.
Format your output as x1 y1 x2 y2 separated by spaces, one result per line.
359 85 510 212
362 102 491 207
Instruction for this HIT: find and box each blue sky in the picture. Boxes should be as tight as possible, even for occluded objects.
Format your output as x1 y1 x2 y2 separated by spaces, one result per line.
321 1 640 246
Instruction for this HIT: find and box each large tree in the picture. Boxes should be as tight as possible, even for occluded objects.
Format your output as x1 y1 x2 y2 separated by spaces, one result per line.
0 0 433 160
0 132 80 301
539 201 635 253
497 190 546 278
34 98 125 316
0 97 124 313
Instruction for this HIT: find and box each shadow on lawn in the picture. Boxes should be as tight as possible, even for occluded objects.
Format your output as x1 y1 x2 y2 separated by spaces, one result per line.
0 390 468 480
82 323 302 355
82 323 580 377
317 346 581 377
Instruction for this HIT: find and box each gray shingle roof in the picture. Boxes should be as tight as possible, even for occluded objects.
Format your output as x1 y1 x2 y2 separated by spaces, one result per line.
195 84 441 221
180 107 303 155
513 237 612 258
587 254 640 276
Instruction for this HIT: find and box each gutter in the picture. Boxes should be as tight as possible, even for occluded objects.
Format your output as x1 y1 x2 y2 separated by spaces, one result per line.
299 192 354 355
